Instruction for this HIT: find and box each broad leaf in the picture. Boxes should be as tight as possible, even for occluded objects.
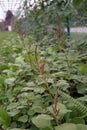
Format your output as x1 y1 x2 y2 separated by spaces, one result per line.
32 114 53 128
55 123 77 130
77 124 87 130
5 77 16 85
10 128 27 130
18 115 28 123
0 108 10 127
8 109 20 117
55 123 87 130
28 106 43 115
48 103 71 119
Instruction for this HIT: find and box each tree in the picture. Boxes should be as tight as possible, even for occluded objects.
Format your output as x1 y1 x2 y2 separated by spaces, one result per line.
14 0 87 39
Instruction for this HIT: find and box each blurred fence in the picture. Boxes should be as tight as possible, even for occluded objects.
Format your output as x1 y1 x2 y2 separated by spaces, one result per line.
64 11 87 41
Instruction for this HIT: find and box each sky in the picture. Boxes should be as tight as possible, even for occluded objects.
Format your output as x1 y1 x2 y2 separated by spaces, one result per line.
0 0 23 21
0 0 36 21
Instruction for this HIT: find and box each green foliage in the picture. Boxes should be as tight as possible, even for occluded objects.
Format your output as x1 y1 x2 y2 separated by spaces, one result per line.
58 90 87 117
13 0 87 40
0 32 87 129
10 128 25 130
0 108 10 129
32 114 53 129
14 0 70 40
0 32 17 43
55 123 87 130
0 0 87 129
73 0 84 7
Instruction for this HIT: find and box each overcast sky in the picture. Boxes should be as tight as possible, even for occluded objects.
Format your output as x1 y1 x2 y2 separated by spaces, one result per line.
0 0 36 21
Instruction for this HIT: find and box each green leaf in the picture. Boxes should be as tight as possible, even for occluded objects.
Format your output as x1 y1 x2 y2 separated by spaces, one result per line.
55 123 87 130
73 0 84 7
77 124 87 130
57 80 69 90
7 102 19 110
41 128 53 130
5 77 16 85
69 117 85 124
32 114 53 128
34 87 45 94
55 123 77 130
78 95 87 102
15 56 25 66
10 128 27 130
18 115 28 123
78 63 87 74
52 72 69 78
26 82 35 87
8 109 20 117
28 106 43 115
48 103 71 119
0 108 10 127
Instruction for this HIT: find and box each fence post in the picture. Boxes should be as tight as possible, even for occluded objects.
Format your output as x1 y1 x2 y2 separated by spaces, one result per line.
66 15 71 37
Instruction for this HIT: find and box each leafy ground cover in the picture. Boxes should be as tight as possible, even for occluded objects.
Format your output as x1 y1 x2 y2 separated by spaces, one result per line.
0 32 87 130
0 32 17 43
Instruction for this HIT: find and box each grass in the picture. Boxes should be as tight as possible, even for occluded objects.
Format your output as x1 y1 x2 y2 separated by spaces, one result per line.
71 32 87 41
0 31 87 44
0 31 17 43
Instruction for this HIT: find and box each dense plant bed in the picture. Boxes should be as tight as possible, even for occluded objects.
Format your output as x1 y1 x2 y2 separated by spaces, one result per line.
0 34 87 130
